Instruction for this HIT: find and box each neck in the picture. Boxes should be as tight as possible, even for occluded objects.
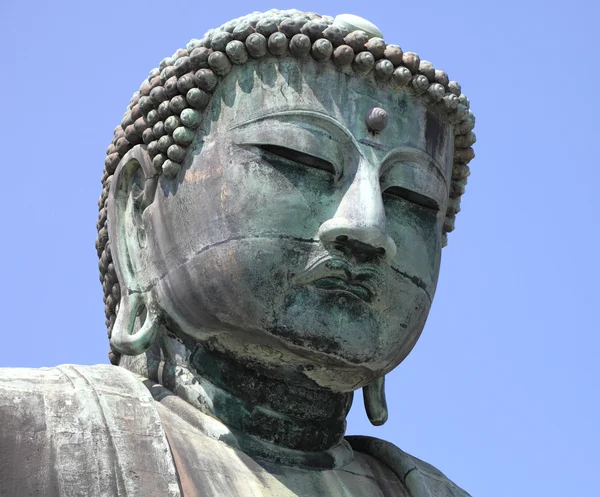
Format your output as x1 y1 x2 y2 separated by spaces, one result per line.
121 329 354 467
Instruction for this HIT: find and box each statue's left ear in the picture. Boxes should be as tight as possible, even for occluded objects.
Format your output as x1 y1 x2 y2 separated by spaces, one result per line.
107 145 162 356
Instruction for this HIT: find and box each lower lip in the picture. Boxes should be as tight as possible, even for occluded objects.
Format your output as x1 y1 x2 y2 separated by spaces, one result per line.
313 277 373 303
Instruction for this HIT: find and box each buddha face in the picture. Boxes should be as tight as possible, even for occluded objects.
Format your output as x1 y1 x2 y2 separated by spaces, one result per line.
140 58 454 390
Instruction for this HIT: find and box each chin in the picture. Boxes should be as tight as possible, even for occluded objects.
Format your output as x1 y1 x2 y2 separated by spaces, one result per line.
260 307 423 391
264 285 423 370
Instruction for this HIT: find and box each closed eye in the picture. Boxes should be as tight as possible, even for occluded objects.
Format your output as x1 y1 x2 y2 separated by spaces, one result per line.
383 186 440 211
256 144 336 175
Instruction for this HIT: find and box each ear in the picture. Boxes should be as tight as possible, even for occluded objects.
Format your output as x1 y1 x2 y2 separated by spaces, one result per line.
107 145 161 356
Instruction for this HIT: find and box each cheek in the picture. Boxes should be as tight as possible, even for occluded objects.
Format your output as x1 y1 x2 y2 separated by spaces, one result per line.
384 198 443 288
153 238 307 334
193 145 339 240
147 147 331 265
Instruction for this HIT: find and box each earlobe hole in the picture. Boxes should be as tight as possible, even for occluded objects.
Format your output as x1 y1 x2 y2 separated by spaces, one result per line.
128 166 148 249
136 223 147 249
132 303 147 336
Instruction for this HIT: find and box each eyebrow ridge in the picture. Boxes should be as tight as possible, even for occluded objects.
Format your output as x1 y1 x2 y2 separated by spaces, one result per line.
230 113 447 185
381 146 447 184
228 110 358 148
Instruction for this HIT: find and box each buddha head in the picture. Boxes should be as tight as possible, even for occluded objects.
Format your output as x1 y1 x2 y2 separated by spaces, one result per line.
97 9 475 406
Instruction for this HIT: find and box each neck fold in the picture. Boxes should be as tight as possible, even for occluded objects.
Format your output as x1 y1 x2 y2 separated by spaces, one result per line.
185 343 351 451
121 330 355 467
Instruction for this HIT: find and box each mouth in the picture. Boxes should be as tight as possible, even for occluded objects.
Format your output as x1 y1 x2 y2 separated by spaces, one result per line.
313 276 375 303
294 254 385 304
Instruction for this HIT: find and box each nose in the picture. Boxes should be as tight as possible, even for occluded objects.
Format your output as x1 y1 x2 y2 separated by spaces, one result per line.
318 161 397 262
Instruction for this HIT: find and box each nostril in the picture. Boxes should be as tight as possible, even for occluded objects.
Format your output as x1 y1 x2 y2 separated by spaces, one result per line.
336 235 348 242
376 247 386 256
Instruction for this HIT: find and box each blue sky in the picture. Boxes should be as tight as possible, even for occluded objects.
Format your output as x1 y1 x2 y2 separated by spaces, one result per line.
1 1 598 496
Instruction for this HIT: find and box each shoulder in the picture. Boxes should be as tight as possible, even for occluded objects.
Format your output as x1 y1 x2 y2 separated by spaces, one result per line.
0 364 180 497
0 364 158 426
347 435 472 497
0 362 146 395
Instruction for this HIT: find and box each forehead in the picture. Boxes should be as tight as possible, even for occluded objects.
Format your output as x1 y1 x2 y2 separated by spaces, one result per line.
208 58 454 178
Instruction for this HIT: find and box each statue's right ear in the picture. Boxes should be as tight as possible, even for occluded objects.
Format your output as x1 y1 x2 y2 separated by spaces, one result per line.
107 145 162 356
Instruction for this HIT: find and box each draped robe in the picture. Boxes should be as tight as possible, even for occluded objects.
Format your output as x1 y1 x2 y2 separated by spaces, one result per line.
0 365 471 497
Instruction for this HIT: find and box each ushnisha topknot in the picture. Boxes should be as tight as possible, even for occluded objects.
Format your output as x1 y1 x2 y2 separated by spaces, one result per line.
96 9 476 362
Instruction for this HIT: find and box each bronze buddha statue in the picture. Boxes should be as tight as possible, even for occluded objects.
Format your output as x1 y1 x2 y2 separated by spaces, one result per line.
0 9 475 497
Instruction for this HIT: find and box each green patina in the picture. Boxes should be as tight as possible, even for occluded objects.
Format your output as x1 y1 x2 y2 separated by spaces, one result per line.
0 9 477 497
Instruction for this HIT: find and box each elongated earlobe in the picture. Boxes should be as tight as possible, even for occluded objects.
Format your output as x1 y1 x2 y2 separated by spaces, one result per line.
363 376 388 426
107 145 161 357
110 291 162 356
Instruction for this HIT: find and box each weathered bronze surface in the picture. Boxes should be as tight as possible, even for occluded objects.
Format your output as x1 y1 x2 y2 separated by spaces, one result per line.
0 9 475 497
